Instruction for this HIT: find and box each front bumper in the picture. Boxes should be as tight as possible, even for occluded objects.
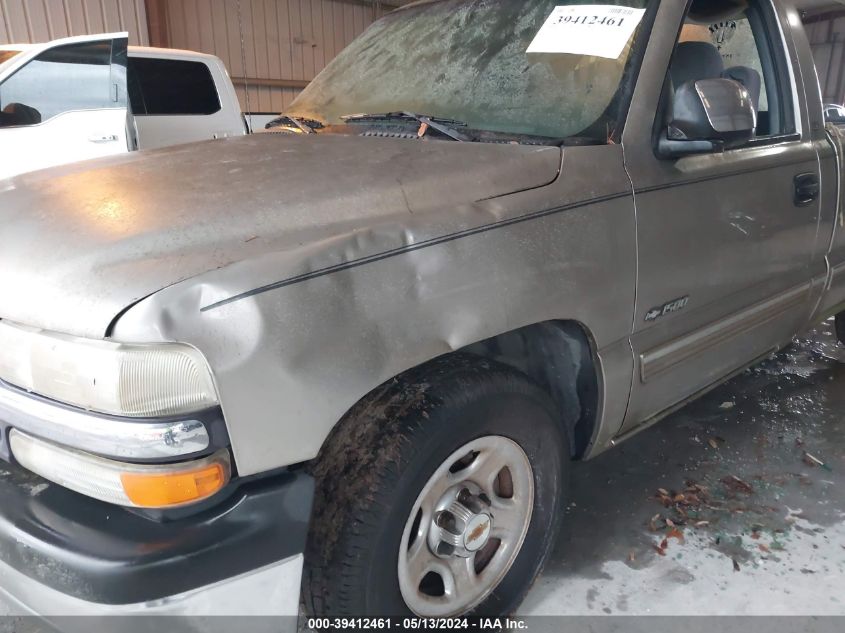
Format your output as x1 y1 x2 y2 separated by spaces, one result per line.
0 552 304 617
0 454 313 616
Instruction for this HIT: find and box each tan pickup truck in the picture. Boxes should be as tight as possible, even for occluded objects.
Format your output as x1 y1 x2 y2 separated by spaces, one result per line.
0 0 843 623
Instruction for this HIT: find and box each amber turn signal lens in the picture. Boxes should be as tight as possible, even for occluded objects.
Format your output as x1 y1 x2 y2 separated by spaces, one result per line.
10 429 231 508
121 462 228 507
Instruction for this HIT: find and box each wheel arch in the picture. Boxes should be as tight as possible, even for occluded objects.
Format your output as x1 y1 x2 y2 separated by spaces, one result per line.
457 320 600 459
317 319 602 463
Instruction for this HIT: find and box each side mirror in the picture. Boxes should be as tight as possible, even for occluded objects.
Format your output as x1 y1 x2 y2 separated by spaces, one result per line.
658 78 757 159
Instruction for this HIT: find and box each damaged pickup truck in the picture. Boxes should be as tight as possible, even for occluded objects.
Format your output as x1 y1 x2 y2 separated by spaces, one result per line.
1 0 844 622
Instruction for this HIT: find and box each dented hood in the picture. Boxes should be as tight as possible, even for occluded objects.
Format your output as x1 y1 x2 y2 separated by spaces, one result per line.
0 132 560 338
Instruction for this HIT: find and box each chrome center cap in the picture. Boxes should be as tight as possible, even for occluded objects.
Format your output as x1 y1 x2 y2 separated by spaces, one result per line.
428 484 494 559
463 514 492 552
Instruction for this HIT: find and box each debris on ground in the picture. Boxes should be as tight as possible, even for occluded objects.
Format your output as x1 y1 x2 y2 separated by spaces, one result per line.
719 401 736 410
648 473 804 568
708 436 726 449
666 527 685 543
802 452 833 471
721 475 754 495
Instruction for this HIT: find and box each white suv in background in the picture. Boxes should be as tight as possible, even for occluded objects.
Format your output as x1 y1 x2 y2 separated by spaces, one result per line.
0 33 252 180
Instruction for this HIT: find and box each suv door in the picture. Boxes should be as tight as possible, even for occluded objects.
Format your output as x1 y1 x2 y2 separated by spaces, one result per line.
0 33 129 180
619 0 821 434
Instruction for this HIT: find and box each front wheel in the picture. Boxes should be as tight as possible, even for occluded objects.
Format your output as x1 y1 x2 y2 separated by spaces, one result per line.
304 355 569 618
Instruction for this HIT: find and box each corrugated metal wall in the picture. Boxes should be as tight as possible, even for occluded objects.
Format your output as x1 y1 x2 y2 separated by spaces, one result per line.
1 0 393 113
161 0 387 113
0 0 149 46
805 10 845 105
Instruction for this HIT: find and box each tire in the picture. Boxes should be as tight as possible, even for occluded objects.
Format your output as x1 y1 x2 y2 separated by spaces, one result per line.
303 353 570 618
837 312 845 345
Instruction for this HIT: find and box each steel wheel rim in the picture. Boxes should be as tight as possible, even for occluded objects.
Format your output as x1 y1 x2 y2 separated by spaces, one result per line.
397 435 535 617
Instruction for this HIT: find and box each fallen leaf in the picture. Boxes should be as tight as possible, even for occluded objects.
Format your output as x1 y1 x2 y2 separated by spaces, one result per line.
708 438 720 449
649 514 661 531
722 475 754 494
658 488 670 497
628 551 636 563
695 520 710 528
720 401 735 410
666 518 675 527
758 544 770 553
667 527 685 543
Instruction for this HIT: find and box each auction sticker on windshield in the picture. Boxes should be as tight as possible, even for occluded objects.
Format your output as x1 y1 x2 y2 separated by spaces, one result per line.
527 5 646 59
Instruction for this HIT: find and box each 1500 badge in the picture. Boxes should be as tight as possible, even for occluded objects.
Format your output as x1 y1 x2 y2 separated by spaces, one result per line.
645 296 689 322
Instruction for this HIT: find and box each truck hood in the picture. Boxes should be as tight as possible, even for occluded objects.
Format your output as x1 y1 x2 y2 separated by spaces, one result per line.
0 133 561 338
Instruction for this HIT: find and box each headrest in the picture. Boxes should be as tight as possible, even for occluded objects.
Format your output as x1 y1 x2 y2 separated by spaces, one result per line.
1 102 42 126
670 41 725 89
688 0 748 22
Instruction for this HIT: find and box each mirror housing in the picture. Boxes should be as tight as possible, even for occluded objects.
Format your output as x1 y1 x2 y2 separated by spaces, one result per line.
658 78 756 159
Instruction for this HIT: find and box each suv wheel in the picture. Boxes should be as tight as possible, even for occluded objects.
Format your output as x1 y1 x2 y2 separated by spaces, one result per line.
304 354 569 617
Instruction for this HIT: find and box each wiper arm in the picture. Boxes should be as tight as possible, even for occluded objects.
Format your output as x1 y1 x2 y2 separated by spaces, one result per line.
341 111 470 142
265 114 322 134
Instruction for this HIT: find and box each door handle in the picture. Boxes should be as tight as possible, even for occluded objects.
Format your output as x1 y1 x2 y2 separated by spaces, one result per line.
794 173 820 207
88 134 119 143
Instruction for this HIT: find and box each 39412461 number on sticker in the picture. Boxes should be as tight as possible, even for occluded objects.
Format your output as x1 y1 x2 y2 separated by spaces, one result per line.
526 4 647 60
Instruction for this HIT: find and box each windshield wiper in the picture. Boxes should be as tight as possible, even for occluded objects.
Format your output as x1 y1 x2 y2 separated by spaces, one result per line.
265 114 322 134
341 111 470 142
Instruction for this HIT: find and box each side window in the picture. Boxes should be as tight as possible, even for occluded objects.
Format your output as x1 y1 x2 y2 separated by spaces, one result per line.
0 41 115 129
669 0 796 140
128 58 221 116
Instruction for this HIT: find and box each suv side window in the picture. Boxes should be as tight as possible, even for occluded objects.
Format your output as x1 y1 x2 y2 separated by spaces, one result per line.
128 58 221 116
669 0 796 140
0 41 115 129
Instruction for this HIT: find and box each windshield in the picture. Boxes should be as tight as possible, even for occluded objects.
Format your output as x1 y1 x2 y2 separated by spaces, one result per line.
287 0 653 141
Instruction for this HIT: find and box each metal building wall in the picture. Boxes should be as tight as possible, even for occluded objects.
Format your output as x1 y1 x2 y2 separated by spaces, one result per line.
805 10 845 105
0 0 149 46
157 0 390 114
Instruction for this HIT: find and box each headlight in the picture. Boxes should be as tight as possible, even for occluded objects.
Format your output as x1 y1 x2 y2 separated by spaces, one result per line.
10 430 230 508
0 320 218 418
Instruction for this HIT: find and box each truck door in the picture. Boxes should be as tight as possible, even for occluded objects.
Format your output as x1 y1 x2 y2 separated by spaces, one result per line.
618 0 821 434
0 33 130 180
128 55 246 150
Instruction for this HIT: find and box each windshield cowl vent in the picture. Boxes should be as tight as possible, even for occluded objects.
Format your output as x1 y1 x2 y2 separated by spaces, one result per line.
360 130 419 140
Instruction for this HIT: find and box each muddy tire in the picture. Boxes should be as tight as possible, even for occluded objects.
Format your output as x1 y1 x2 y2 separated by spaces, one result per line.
303 354 569 618
837 312 845 345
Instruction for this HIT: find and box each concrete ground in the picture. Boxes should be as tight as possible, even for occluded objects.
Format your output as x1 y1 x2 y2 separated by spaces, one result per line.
1 323 843 622
521 319 845 616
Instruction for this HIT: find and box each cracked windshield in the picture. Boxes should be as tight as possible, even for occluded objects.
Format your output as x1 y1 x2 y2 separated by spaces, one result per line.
287 0 652 141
